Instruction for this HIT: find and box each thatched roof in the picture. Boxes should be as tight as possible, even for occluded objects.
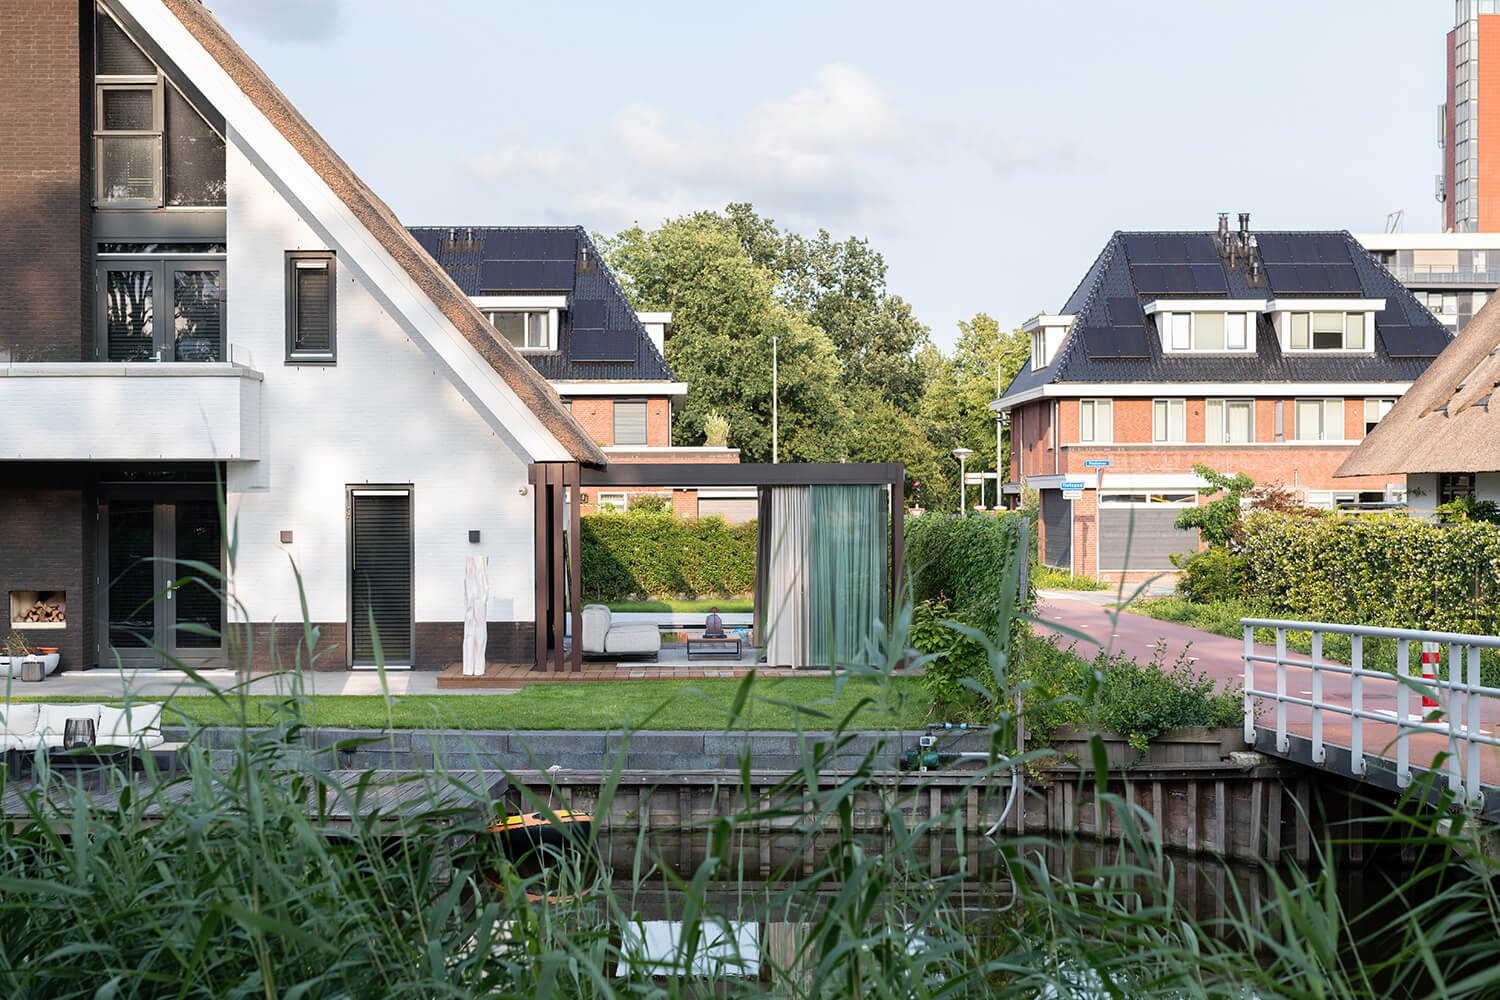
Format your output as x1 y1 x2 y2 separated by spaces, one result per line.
1338 296 1500 477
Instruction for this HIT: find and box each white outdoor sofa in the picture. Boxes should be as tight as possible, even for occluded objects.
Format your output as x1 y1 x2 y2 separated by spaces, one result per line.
0 702 165 752
580 605 661 660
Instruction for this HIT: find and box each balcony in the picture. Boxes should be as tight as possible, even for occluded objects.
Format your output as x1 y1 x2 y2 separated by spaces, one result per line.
0 362 262 461
1387 265 1500 286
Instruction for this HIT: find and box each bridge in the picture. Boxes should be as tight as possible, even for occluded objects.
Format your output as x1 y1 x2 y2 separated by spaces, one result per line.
1241 618 1500 818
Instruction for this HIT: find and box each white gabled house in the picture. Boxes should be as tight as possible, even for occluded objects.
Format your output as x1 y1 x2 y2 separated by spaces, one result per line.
0 0 604 672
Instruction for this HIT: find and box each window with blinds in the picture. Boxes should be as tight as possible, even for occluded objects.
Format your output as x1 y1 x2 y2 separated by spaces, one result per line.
286 252 336 362
613 400 648 446
349 489 413 665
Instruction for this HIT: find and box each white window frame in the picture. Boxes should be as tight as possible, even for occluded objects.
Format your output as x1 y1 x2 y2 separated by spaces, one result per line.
1158 311 1256 354
483 308 557 351
1364 397 1395 436
1078 398 1112 444
1152 398 1186 443
1205 398 1255 444
1293 398 1345 442
1282 311 1374 353
595 492 628 513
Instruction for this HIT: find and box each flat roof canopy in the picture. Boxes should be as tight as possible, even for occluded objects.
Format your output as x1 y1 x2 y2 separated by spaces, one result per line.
580 462 902 488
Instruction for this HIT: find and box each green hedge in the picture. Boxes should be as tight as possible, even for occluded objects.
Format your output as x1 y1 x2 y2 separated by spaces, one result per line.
580 513 756 601
1239 512 1500 633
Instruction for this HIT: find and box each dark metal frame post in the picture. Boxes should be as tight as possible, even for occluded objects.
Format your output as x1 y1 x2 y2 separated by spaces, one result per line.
565 462 582 672
530 465 546 672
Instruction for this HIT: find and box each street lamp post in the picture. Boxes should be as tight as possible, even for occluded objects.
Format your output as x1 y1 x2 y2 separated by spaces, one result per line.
952 447 974 513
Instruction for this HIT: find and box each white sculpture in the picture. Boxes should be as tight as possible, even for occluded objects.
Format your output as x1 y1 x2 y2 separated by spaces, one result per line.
463 555 489 676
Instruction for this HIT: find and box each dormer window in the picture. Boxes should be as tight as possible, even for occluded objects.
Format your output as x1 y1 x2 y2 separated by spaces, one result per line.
484 309 555 351
1144 300 1265 354
1023 313 1073 370
1269 299 1382 354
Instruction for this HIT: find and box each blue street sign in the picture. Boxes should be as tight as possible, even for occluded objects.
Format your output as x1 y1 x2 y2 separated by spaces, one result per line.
1060 480 1086 491
1083 458 1111 468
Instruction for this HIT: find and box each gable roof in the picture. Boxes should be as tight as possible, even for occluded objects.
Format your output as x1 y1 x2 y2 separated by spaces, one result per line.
999 230 1451 404
1337 296 1500 476
408 226 674 382
157 0 605 466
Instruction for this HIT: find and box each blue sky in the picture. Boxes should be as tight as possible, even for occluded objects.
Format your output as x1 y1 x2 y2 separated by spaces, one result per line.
212 0 1452 350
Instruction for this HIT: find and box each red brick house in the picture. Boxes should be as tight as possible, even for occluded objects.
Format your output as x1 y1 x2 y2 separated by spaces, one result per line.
994 217 1452 581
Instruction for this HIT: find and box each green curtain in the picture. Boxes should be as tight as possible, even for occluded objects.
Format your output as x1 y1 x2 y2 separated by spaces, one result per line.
808 485 888 668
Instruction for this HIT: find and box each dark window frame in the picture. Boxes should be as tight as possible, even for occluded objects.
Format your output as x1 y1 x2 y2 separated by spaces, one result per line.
285 250 337 364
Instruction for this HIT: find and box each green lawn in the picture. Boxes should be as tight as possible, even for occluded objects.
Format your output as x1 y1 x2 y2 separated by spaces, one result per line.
6 676 929 731
603 598 754 614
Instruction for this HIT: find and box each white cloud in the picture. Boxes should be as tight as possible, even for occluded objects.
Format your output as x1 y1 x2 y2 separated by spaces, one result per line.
461 146 581 182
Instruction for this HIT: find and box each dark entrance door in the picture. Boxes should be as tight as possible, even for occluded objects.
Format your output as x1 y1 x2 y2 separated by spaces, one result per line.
348 488 413 668
101 499 224 669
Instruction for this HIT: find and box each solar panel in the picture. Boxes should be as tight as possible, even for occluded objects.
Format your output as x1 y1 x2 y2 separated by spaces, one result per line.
479 259 575 291
1262 262 1361 296
1379 325 1449 358
571 329 638 362
1106 296 1142 326
1081 325 1151 358
480 230 578 261
1129 263 1228 295
571 298 607 328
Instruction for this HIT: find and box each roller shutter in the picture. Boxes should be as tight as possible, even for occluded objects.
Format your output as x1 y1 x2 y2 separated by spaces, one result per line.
1041 491 1072 569
350 490 413 664
698 498 758 524
1098 501 1198 572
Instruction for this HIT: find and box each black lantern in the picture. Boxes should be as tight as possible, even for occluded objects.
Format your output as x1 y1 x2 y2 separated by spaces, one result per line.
63 718 95 750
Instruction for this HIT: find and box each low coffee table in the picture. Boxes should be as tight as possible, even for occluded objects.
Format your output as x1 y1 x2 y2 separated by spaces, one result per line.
46 744 135 771
686 635 741 659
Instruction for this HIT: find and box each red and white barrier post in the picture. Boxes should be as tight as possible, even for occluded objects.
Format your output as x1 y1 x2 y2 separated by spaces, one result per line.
1420 641 1441 711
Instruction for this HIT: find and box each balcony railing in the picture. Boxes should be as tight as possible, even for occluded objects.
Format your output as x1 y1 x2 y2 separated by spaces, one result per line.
1386 265 1500 286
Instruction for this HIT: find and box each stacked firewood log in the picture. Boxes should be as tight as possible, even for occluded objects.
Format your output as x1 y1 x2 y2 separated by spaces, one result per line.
13 600 64 624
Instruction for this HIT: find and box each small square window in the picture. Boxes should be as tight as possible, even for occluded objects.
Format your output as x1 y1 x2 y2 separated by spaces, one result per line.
1153 399 1185 442
486 309 554 350
286 252 336 363
1079 399 1112 444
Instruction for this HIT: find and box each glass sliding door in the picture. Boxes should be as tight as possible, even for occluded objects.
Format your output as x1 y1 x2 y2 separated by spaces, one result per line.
97 257 224 362
101 498 224 669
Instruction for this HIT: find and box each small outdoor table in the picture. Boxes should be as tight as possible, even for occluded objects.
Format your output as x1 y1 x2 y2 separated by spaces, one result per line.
686 635 741 659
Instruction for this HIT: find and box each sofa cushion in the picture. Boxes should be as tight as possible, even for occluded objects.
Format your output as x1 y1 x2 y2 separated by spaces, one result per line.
0 703 39 736
99 703 164 744
36 704 101 748
604 626 661 655
581 605 613 654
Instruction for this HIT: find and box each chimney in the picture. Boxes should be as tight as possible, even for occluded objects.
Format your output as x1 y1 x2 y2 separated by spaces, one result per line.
1217 212 1230 245
1238 212 1251 247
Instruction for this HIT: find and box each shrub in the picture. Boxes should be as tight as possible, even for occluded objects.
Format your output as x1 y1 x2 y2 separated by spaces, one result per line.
1238 511 1500 634
580 513 756 600
1174 546 1248 603
1017 635 1241 752
909 598 994 720
1033 565 1110 591
905 512 1032 642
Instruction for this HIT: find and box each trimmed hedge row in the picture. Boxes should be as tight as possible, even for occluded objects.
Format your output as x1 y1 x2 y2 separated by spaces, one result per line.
905 512 1033 640
580 513 756 601
1239 512 1500 633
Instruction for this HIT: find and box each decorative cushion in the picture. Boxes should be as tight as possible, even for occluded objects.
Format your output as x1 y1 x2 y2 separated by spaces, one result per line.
581 605 613 654
36 703 100 748
0 703 39 736
99 702 163 744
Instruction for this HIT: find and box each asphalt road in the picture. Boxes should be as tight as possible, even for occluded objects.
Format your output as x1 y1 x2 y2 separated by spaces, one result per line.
1033 590 1500 787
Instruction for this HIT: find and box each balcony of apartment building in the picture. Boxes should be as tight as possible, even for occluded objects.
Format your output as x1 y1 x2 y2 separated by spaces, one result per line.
1385 263 1500 286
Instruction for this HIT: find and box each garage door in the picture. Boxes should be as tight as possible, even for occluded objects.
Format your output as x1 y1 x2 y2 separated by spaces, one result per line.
1098 494 1198 571
698 497 758 524
1041 491 1071 569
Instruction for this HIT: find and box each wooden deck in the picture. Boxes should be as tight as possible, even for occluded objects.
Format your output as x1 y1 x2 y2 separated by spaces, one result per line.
0 768 508 829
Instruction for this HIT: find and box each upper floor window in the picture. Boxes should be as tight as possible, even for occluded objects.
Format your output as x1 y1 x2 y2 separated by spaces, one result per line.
286 252 336 363
1030 329 1047 368
1152 399 1185 443
94 8 225 209
1164 312 1253 353
1364 397 1395 435
1287 312 1368 352
1078 399 1112 444
486 310 555 351
1205 398 1254 444
614 400 648 446
1294 398 1344 441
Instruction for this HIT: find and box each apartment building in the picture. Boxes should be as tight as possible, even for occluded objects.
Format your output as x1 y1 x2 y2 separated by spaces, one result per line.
994 216 1452 580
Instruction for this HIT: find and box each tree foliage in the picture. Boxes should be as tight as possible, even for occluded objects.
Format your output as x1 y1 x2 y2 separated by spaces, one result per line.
598 204 1024 512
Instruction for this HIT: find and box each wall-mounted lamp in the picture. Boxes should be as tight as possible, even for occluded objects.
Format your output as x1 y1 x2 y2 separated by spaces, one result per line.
518 486 529 496
279 530 294 544
468 530 481 543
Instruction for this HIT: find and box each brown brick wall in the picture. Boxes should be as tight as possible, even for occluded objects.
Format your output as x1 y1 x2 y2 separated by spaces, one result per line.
241 620 534 671
563 396 674 447
0 0 89 362
0 488 93 671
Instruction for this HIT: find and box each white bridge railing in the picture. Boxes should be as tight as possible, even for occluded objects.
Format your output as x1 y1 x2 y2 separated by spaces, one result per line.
1242 618 1500 807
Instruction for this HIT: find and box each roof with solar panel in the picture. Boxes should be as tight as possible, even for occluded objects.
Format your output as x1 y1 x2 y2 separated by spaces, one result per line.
407 226 674 382
998 214 1451 404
